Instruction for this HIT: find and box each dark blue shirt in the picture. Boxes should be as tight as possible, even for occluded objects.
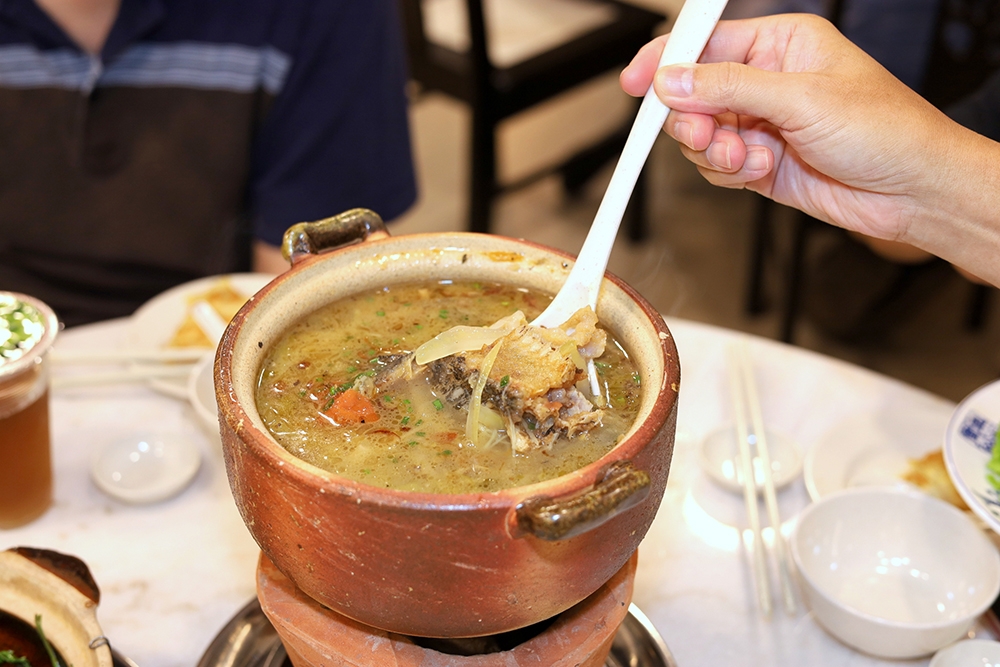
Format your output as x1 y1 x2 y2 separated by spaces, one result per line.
0 0 417 325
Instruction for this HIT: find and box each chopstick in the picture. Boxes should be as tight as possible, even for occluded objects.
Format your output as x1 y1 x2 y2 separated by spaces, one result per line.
51 348 209 365
728 338 797 616
727 346 772 617
736 340 797 614
51 364 195 389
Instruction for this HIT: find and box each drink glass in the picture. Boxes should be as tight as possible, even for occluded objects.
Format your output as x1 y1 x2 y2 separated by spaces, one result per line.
0 292 59 529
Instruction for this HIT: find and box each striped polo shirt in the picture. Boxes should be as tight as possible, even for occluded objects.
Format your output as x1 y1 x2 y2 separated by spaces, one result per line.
0 0 416 325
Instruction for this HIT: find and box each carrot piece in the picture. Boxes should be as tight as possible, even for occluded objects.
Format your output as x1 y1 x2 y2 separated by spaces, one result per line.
325 388 380 424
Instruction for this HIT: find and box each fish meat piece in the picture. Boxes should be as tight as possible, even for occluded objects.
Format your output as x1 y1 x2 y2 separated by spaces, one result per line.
359 308 608 453
429 308 607 452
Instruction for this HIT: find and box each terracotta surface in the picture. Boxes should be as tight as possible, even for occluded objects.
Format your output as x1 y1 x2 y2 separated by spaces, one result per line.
0 548 113 667
217 210 680 637
257 550 636 667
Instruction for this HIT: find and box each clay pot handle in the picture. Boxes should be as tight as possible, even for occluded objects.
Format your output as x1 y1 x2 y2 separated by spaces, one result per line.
511 461 651 541
9 547 101 604
281 208 389 264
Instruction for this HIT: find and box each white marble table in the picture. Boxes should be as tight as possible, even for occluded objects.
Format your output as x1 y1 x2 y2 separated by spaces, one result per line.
0 316 991 667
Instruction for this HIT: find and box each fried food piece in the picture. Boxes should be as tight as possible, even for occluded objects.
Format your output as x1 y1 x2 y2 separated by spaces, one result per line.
902 449 970 511
168 280 248 348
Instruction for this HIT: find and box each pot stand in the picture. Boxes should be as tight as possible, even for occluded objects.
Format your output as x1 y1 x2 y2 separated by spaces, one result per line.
257 551 638 667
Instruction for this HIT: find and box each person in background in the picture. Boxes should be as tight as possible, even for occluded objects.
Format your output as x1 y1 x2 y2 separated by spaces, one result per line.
0 0 417 326
619 14 1000 288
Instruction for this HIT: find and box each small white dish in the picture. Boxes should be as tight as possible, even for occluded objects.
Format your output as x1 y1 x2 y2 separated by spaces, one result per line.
791 486 1000 659
930 639 1000 667
698 426 801 493
944 379 1000 535
90 432 201 504
187 353 219 437
805 410 946 501
125 273 274 398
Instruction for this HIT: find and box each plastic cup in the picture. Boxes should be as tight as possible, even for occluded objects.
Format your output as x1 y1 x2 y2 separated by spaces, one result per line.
0 292 59 529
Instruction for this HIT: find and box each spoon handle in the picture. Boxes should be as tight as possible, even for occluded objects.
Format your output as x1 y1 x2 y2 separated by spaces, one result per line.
532 0 729 328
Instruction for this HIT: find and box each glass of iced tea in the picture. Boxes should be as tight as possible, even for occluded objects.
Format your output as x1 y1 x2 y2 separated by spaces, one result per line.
0 292 59 529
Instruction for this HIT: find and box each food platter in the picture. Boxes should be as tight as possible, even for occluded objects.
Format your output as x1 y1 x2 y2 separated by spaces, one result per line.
804 409 946 501
196 599 677 667
125 273 274 397
944 379 1000 535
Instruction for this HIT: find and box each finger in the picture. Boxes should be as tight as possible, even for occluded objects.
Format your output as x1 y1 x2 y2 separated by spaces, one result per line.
692 144 775 189
677 128 748 172
696 15 833 65
620 35 669 96
664 111 717 151
654 61 801 129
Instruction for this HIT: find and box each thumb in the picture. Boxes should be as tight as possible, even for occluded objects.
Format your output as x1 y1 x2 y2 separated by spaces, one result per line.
654 62 801 129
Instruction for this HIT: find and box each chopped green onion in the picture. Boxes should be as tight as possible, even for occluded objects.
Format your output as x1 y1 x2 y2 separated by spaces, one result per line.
35 616 58 667
0 651 31 667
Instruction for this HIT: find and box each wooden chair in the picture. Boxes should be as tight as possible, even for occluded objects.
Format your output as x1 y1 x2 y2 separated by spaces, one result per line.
398 0 667 237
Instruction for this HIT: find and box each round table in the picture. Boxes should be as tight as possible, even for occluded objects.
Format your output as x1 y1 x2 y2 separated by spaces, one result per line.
0 316 989 667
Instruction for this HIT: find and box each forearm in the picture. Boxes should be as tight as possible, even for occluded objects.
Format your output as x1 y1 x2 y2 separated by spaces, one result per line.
903 126 1000 286
253 240 289 275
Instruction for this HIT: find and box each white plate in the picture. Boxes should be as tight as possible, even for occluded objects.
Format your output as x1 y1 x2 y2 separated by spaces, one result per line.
125 273 274 398
944 379 1000 535
804 409 946 502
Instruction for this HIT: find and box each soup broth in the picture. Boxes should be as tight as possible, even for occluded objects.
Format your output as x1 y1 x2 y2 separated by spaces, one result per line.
256 282 641 493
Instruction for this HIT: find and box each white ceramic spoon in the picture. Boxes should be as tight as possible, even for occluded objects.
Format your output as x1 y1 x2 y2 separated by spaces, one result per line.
531 0 729 392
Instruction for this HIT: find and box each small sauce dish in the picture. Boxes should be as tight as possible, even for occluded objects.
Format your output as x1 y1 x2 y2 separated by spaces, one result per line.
931 639 1000 666
698 425 802 493
90 432 201 504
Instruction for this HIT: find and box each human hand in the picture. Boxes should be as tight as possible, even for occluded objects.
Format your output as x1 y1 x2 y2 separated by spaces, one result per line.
619 14 964 245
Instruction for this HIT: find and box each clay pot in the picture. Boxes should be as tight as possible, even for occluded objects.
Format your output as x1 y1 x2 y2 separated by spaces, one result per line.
0 547 113 667
217 209 679 637
257 551 637 667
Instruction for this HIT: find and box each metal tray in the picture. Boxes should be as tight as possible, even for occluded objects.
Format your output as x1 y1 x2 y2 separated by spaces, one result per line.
197 599 677 667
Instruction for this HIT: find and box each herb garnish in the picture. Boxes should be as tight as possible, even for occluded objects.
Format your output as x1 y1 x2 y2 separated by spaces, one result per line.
0 615 60 667
34 616 58 667
0 296 44 363
0 651 30 667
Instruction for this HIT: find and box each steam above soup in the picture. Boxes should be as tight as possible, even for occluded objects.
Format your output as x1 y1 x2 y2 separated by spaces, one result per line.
255 281 641 493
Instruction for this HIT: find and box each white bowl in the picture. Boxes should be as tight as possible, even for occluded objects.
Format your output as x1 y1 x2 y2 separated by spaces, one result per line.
791 486 1000 659
930 639 1000 667
187 353 219 436
944 378 1000 534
